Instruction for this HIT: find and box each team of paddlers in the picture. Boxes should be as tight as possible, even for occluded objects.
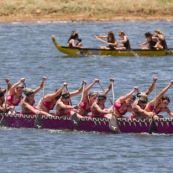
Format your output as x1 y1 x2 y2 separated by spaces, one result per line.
0 77 173 121
67 30 168 50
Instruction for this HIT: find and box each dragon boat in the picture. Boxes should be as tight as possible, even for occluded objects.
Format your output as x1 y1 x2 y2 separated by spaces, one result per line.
1 113 173 134
52 35 173 57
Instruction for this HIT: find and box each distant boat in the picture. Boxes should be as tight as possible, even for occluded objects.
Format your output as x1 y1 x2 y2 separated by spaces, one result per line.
52 35 173 57
1 113 173 134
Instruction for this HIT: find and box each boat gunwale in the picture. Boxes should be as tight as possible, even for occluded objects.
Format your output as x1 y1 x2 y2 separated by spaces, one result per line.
2 113 173 134
1 112 173 123
60 45 173 52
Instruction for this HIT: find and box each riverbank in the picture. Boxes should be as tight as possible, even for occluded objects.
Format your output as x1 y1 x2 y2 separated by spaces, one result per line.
1 0 173 22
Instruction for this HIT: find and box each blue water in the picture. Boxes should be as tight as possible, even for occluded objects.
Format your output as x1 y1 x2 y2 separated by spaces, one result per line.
0 21 173 173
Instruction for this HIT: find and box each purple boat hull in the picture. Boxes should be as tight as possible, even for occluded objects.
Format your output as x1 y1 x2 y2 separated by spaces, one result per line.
0 113 112 133
1 113 173 134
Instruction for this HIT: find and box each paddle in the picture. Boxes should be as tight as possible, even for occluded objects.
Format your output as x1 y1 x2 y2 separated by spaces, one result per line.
149 81 157 134
108 79 120 132
71 81 86 125
98 81 113 105
95 36 109 45
71 81 86 126
65 84 80 126
34 77 46 129
78 81 86 106
4 78 9 112
65 85 72 106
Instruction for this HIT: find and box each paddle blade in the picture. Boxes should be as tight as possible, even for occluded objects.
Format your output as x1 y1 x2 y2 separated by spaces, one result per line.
109 116 120 133
34 115 43 129
71 113 79 126
149 119 157 134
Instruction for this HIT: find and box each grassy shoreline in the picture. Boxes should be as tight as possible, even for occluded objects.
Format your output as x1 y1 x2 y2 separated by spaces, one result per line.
1 0 173 22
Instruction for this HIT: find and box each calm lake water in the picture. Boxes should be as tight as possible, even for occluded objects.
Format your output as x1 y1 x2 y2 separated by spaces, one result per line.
0 21 173 173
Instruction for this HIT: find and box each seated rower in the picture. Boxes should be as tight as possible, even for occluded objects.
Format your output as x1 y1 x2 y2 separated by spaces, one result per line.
21 100 53 117
78 79 99 116
6 78 26 113
37 82 68 113
90 93 112 118
78 78 114 116
95 31 118 49
153 30 168 50
130 77 158 120
136 77 157 97
139 32 159 50
131 95 156 120
55 91 83 118
145 80 173 118
0 79 13 113
116 31 131 50
113 86 138 118
21 76 47 114
55 81 85 117
67 31 82 48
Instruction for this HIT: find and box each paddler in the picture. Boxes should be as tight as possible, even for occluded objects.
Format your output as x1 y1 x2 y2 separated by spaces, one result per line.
0 79 13 113
116 31 131 50
130 77 158 119
67 31 82 48
95 31 118 49
6 78 26 113
113 86 138 118
90 93 113 118
55 81 86 118
78 79 114 116
145 80 173 118
21 76 47 114
139 32 159 50
153 29 168 50
131 95 157 120
37 82 68 113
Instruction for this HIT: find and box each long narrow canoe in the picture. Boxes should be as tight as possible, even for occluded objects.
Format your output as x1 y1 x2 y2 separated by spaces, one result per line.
52 35 173 57
1 113 173 134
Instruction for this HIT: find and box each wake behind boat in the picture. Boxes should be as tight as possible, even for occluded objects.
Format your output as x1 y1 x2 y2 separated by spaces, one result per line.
1 113 173 134
52 35 173 57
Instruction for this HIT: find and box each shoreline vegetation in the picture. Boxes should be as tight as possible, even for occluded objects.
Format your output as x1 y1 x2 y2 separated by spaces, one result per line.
1 0 173 22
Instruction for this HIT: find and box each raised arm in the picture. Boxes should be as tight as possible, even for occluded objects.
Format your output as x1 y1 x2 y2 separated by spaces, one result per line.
82 79 99 100
5 78 12 91
145 77 158 95
147 80 173 107
44 83 67 99
33 76 47 94
8 78 26 95
70 81 86 97
104 78 114 95
118 86 138 103
155 80 173 102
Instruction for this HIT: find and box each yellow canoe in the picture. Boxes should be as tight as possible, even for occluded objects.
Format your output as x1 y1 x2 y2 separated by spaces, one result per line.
52 35 173 57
